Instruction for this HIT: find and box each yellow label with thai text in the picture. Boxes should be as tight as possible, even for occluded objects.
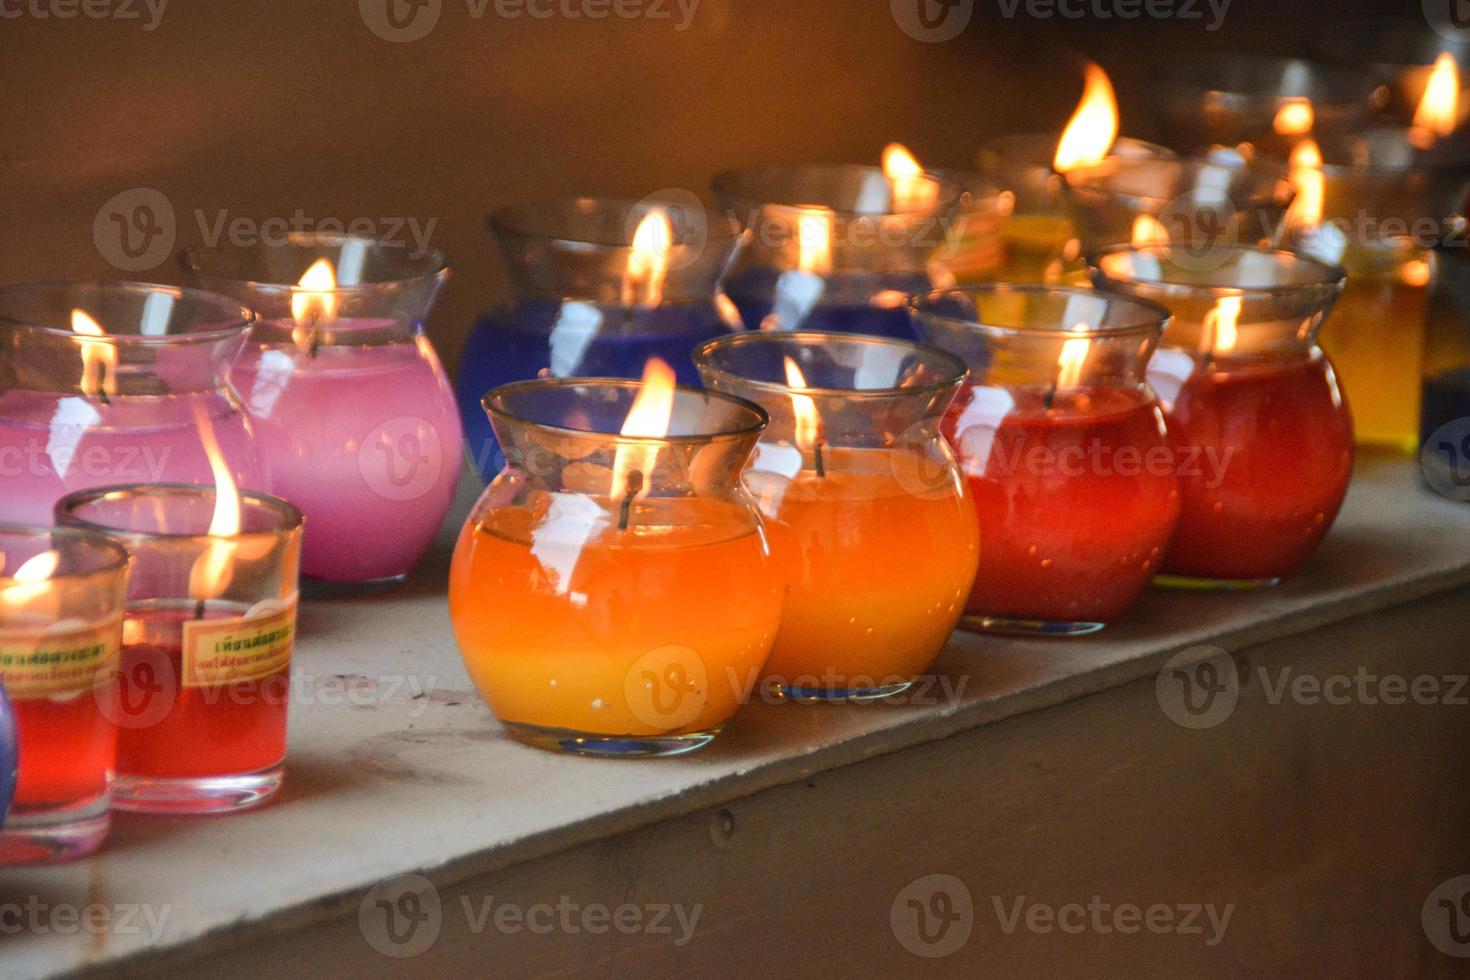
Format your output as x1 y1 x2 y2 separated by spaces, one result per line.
0 619 122 699
181 601 297 688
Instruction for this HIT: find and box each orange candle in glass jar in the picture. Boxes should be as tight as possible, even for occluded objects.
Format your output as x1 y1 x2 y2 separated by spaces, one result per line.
449 361 783 756
696 332 977 701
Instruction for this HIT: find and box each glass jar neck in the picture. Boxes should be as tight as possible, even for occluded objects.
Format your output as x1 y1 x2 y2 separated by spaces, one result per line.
0 324 246 398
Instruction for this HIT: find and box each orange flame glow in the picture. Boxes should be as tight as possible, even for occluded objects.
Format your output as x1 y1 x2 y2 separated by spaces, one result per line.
1286 138 1325 231
1272 98 1315 136
188 402 242 602
1204 296 1242 356
291 258 339 352
72 309 118 401
1131 214 1171 246
1412 53 1460 145
1055 337 1091 389
623 209 674 307
1054 63 1119 173
609 357 677 509
0 549 61 607
796 206 834 276
882 142 936 211
783 356 823 453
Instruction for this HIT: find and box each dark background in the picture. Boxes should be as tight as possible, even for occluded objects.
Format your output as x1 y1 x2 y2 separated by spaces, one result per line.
0 0 1430 373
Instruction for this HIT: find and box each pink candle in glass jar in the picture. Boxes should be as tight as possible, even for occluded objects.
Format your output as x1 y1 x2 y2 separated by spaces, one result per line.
0 281 265 525
183 236 462 590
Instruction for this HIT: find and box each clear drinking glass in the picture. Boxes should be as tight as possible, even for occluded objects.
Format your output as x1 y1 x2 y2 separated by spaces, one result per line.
912 285 1179 634
181 235 462 592
458 197 741 477
1090 244 1352 587
711 164 972 337
56 484 302 813
0 281 263 525
449 378 782 757
693 331 977 698
0 525 128 863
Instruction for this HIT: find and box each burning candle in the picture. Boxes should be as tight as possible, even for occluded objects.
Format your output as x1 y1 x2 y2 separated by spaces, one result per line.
449 361 782 756
694 331 977 698
0 525 128 863
55 469 303 813
182 235 462 591
458 198 741 478
1091 244 1353 587
0 281 264 525
970 63 1174 285
712 146 986 338
913 285 1179 634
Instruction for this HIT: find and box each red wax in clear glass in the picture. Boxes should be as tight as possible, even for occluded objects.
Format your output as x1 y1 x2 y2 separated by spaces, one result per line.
1151 352 1354 582
116 611 289 779
945 385 1180 624
11 689 116 808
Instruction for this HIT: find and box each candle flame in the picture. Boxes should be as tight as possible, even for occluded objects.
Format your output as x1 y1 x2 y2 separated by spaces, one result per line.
291 258 339 352
1055 337 1091 390
796 206 834 276
187 401 242 602
72 309 118 401
0 549 61 607
1401 257 1433 288
783 356 823 452
1053 63 1119 173
1285 138 1325 231
623 209 673 307
609 357 677 509
1204 295 1242 356
882 142 936 211
1272 98 1315 136
1131 214 1171 246
1412 53 1459 145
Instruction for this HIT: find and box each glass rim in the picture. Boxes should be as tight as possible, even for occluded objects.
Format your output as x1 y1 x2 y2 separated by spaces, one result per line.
1087 243 1348 297
710 163 966 218
179 233 451 298
488 196 740 247
980 132 1177 165
1149 52 1377 97
0 279 254 347
909 283 1174 340
0 523 131 578
1060 154 1295 207
482 377 770 445
691 330 969 400
55 484 305 542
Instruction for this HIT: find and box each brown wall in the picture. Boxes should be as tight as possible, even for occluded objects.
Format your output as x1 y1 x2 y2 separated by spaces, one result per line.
0 0 1421 373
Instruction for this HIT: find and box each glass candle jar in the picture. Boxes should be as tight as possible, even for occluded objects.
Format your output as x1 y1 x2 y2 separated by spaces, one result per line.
1062 156 1297 256
458 197 741 478
1090 244 1352 587
912 285 1179 634
693 331 977 699
1294 229 1437 454
0 281 264 525
1143 55 1380 154
975 134 1175 284
710 164 970 338
56 484 302 813
0 525 128 863
449 375 782 757
1422 244 1470 503
181 235 461 592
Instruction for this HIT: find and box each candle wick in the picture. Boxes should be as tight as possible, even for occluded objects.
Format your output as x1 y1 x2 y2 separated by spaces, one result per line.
1043 380 1058 411
307 312 320 359
96 389 112 406
193 598 206 620
618 470 643 531
813 441 827 478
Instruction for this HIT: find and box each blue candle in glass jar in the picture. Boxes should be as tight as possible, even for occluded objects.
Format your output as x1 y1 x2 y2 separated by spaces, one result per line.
1420 246 1470 500
711 162 999 338
457 198 740 477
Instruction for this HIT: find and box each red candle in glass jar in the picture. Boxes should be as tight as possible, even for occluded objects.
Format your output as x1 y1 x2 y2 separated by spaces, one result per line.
916 285 1180 634
1092 245 1352 586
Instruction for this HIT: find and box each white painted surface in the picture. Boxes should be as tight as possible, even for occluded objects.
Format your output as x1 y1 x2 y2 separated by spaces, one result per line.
3 456 1467 978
